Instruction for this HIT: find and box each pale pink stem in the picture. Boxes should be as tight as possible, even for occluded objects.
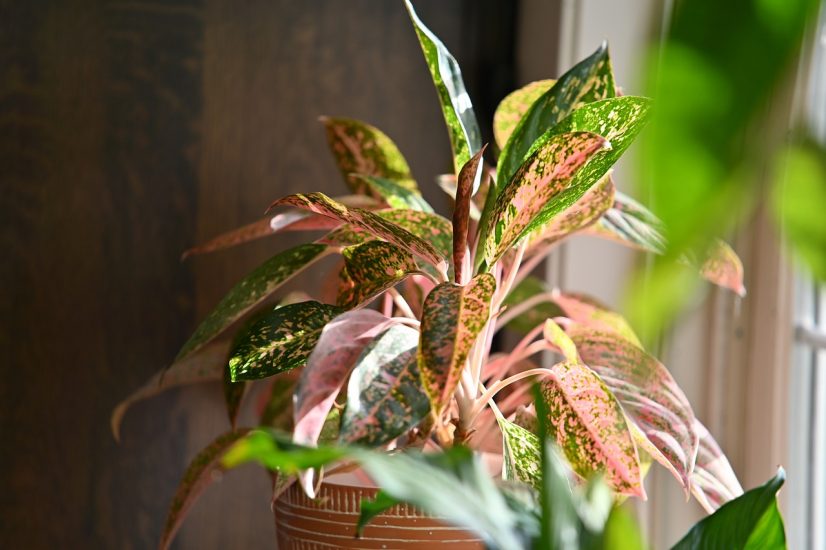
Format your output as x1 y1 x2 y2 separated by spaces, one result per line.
382 293 393 317
470 367 555 420
392 317 420 328
495 291 557 331
388 288 416 319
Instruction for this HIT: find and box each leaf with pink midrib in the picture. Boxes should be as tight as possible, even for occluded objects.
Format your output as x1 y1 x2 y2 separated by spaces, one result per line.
482 132 609 267
418 273 496 416
566 324 697 492
271 192 447 272
540 360 644 496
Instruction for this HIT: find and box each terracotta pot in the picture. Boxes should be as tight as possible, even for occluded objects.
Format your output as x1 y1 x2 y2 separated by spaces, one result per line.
273 471 485 549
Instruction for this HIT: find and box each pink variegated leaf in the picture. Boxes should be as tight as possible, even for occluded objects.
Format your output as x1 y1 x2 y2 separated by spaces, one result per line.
270 193 447 273
539 360 644 496
339 324 429 446
481 132 609 267
698 240 746 297
419 273 496 416
525 174 615 254
691 420 744 512
493 79 556 149
566 324 697 492
552 291 641 347
159 429 250 550
182 195 378 258
111 340 229 441
320 116 418 195
453 147 487 284
337 241 420 308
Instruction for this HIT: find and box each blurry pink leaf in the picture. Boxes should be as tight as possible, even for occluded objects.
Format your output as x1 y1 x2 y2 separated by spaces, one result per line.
699 240 746 297
539 360 644 496
690 420 744 513
159 429 250 550
419 273 496 416
553 292 641 347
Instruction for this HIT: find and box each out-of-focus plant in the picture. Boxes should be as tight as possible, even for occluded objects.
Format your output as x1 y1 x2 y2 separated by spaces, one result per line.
629 0 825 336
112 1 765 548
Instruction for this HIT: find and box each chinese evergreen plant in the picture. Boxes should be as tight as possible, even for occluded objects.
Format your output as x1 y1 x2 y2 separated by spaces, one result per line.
115 2 784 548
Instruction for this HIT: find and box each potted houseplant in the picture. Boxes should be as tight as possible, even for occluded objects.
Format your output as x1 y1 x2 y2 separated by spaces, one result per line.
114 1 771 548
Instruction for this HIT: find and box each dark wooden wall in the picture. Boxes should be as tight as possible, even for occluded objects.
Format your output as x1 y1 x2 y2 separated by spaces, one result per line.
0 1 518 547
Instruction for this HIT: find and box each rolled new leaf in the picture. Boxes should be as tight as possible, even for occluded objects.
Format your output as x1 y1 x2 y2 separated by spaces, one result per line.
320 116 417 194
419 273 496 417
229 301 342 381
177 243 329 360
159 429 250 550
539 360 644 497
339 324 430 446
404 0 482 181
453 147 487 284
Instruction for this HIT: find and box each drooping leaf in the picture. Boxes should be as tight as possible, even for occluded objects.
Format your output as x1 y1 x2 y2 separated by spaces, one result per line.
111 340 229 441
552 292 641 347
671 469 786 550
496 44 615 193
419 273 496 416
320 116 417 194
493 79 556 150
566 325 697 491
501 276 564 335
182 195 377 258
404 0 482 179
349 174 433 213
453 147 487 284
340 324 430 446
380 209 454 260
222 429 347 474
228 301 341 381
159 429 250 550
539 360 644 496
499 417 543 490
698 240 746 297
525 174 615 253
481 132 609 267
271 193 447 273
690 420 744 513
515 97 653 248
177 243 329 360
337 241 420 308
293 310 396 449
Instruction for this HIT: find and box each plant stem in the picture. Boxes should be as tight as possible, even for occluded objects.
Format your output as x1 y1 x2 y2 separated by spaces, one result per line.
495 291 557 331
388 288 416 318
470 367 554 420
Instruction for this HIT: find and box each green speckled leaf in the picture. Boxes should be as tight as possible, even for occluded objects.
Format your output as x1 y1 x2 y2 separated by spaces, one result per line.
482 132 609 267
543 319 577 362
493 79 556 149
516 97 653 247
501 276 564 335
222 365 247 428
337 241 419 308
539 360 643 496
419 273 496 416
272 193 447 273
229 301 341 381
525 174 615 253
111 340 229 441
566 324 696 492
405 0 482 179
320 116 416 194
159 429 250 550
177 243 329 360
499 417 542 490
496 44 615 193
349 174 433 213
339 324 430 446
